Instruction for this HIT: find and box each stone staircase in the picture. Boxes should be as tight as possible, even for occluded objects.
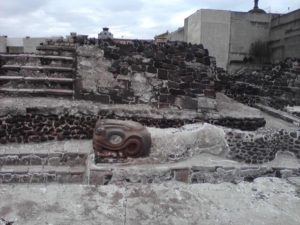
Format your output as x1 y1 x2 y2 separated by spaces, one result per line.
0 141 89 184
0 45 76 98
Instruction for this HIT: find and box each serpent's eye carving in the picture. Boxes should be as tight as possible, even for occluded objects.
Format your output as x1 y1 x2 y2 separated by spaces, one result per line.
93 119 151 163
109 135 123 145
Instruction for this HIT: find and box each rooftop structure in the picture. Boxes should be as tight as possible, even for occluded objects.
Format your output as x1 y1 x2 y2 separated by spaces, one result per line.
98 27 113 40
248 0 266 14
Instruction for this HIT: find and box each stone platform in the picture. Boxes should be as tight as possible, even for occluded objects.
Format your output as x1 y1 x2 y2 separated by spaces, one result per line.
0 177 300 225
0 95 299 185
89 151 300 185
1 133 300 185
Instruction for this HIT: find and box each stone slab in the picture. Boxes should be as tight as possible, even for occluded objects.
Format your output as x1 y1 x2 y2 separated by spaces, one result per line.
0 141 91 166
216 93 263 119
0 178 300 225
257 104 300 127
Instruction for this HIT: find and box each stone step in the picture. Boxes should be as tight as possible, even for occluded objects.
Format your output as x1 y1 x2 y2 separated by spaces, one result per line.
37 45 76 52
88 154 300 185
1 65 74 72
0 54 74 68
0 88 74 96
0 76 74 83
0 165 86 183
0 70 74 79
0 54 74 61
0 151 87 167
0 141 91 166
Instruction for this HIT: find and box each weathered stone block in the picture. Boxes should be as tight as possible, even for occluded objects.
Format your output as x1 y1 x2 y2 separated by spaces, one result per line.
158 69 168 80
169 89 185 96
173 169 190 183
198 97 217 112
30 173 44 183
131 64 145 72
57 174 71 183
48 157 61 166
181 75 194 83
191 82 202 89
153 60 162 68
179 82 190 89
4 155 19 165
30 155 43 165
160 87 169 94
89 170 112 185
69 174 83 183
147 66 157 74
190 88 204 94
175 96 198 110
159 94 169 103
204 89 216 98
110 93 125 104
168 74 181 82
166 81 179 89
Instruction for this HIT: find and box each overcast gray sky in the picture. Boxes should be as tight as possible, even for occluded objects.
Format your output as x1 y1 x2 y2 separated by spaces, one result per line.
0 0 299 39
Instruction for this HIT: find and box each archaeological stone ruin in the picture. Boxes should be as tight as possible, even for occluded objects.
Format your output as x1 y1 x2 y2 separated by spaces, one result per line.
0 32 299 187
0 1 300 223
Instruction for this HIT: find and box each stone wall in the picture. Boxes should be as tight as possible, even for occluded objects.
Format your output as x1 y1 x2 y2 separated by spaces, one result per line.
77 40 215 109
0 108 298 164
218 58 300 109
0 113 96 144
225 128 300 164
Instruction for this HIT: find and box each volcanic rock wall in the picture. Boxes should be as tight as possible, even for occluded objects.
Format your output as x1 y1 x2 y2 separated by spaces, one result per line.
218 59 300 109
225 128 300 164
0 113 96 144
76 41 215 109
0 108 298 165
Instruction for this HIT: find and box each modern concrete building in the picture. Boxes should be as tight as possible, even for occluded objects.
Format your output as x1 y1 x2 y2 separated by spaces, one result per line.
6 38 24 53
269 9 300 62
178 1 299 70
184 9 233 69
23 37 48 53
0 36 7 53
183 8 273 69
228 11 272 69
0 36 65 54
168 27 184 42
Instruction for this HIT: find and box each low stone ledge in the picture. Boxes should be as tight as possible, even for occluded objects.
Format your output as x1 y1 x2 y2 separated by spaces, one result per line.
88 153 300 185
0 165 85 184
0 141 90 166
0 152 87 166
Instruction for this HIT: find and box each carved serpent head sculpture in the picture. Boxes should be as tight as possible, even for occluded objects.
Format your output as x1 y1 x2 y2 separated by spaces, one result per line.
93 119 151 163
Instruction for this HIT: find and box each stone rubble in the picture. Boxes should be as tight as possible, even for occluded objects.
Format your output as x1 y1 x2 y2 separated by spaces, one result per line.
218 58 300 109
